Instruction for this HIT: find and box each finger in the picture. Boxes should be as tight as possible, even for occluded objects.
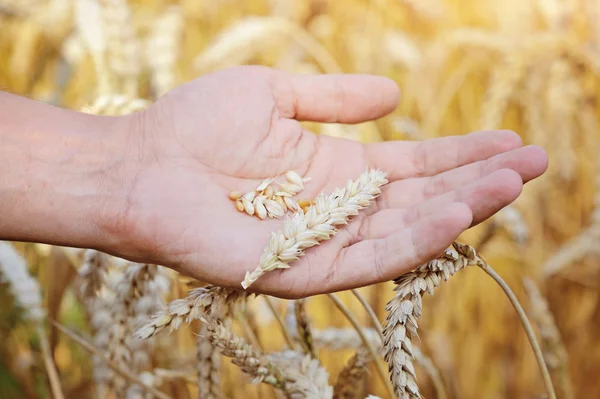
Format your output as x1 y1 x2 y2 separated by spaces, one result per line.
272 71 400 123
363 130 523 181
356 169 523 240
325 202 472 292
376 145 546 209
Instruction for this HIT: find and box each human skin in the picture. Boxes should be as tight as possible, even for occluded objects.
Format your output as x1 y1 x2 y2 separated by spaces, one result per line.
0 66 548 298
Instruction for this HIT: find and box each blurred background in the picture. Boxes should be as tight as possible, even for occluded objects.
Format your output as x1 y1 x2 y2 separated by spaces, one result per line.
1 0 599 398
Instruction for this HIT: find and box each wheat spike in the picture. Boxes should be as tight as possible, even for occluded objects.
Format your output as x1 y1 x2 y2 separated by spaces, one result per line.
383 242 479 398
546 58 580 182
523 278 573 399
100 0 141 96
268 350 334 398
333 346 371 399
135 286 248 339
294 299 317 358
107 263 169 396
145 5 183 97
0 242 46 322
242 169 388 289
479 52 526 130
197 325 222 399
203 318 288 390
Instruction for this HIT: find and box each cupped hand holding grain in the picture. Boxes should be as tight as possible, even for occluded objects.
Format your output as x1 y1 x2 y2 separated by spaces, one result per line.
0 66 548 298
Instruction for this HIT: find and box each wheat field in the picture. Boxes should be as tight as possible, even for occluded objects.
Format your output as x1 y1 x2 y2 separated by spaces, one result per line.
0 0 599 398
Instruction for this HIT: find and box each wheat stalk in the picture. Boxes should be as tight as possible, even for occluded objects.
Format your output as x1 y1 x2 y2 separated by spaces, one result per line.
242 169 388 289
523 278 573 399
333 346 371 399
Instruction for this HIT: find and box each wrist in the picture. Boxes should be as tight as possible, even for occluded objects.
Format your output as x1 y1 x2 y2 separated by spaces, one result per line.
0 93 140 254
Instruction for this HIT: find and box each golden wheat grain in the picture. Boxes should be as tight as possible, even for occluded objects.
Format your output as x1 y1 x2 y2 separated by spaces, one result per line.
523 278 573 399
242 169 388 289
333 346 371 399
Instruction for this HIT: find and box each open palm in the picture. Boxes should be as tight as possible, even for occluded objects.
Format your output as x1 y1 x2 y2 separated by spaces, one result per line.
112 66 547 298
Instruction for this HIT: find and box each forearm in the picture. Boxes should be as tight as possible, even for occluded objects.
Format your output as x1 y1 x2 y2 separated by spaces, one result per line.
0 92 131 250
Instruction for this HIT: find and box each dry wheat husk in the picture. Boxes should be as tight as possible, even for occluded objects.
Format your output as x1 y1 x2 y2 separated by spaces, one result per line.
197 325 222 399
80 94 150 115
242 169 388 289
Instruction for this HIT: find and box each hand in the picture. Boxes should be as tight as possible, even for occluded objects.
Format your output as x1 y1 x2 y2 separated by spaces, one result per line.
106 65 548 298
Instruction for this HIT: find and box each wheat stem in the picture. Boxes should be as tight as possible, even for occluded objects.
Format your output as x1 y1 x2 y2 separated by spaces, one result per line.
38 326 65 399
49 319 171 399
263 296 296 349
350 289 384 342
478 263 556 399
327 293 395 399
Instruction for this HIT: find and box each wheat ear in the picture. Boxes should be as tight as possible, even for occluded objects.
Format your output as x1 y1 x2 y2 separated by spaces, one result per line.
201 317 288 390
268 350 334 398
197 325 222 399
523 278 573 399
382 243 477 398
0 242 64 399
333 346 371 399
294 299 317 358
242 169 388 288
135 286 248 339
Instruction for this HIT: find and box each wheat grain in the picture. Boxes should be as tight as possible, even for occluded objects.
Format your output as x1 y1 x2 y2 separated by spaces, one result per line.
242 169 388 289
333 346 371 399
230 171 309 219
135 286 248 339
523 278 573 399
